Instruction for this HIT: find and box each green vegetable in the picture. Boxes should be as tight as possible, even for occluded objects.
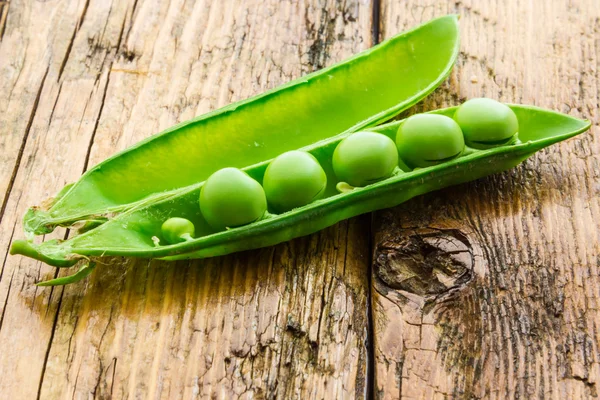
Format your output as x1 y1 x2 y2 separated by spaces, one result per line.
22 15 460 236
263 151 327 212
200 168 267 230
396 114 464 168
454 98 519 148
333 131 399 187
36 263 97 286
161 217 195 244
10 104 590 279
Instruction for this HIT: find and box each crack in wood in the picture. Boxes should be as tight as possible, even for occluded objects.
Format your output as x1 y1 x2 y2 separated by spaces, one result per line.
36 281 65 400
4 0 598 399
0 269 14 335
0 65 49 226
0 0 9 42
0 221 16 284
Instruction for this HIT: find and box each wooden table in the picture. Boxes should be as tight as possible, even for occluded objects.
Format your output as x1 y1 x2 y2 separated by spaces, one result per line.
0 0 598 398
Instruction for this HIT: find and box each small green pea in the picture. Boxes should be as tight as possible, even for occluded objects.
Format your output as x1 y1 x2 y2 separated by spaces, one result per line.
332 131 398 187
453 98 519 148
396 114 464 168
263 151 327 213
161 217 195 244
200 167 267 230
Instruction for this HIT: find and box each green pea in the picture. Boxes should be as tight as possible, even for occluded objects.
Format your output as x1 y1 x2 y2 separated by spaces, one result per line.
453 98 519 148
332 131 398 187
200 167 267 230
396 114 464 168
263 151 327 213
161 217 195 244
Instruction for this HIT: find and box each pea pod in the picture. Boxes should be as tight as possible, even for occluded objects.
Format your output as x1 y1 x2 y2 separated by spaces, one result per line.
10 104 590 277
23 15 460 237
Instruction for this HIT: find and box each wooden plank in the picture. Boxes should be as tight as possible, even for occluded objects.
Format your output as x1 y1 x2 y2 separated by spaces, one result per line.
0 0 90 221
373 1 600 399
0 1 139 398
0 0 374 398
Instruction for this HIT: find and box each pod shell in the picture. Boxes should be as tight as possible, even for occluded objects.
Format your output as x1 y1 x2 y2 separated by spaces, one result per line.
23 15 461 236
9 105 589 271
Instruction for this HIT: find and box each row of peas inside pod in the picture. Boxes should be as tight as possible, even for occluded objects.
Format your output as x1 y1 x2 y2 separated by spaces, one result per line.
159 98 520 244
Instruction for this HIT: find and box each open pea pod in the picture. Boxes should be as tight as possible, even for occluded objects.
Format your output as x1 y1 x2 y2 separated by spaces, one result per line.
11 104 590 278
24 15 460 236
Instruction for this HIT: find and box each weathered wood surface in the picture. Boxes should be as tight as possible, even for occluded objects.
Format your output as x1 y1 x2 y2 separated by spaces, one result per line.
0 0 598 399
372 1 600 399
0 1 373 398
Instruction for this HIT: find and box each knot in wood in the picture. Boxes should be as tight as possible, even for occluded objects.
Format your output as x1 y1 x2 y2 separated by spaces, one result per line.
375 229 474 297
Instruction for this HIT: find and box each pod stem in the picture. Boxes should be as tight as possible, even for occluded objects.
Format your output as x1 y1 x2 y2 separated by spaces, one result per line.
152 233 194 246
263 211 275 218
180 233 194 241
392 166 404 176
336 182 356 193
10 240 78 268
222 211 276 231
462 147 479 156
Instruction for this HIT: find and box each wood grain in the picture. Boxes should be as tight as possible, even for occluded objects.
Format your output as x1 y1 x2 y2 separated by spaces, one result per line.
1 0 599 399
373 0 600 399
0 0 373 398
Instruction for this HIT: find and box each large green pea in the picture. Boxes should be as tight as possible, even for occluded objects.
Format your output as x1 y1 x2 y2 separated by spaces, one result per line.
200 167 267 230
396 114 464 168
332 131 398 187
453 98 519 148
161 217 195 244
263 151 327 213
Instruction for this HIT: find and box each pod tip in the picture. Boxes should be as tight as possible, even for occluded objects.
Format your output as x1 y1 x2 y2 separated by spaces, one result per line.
10 239 78 268
10 240 34 256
